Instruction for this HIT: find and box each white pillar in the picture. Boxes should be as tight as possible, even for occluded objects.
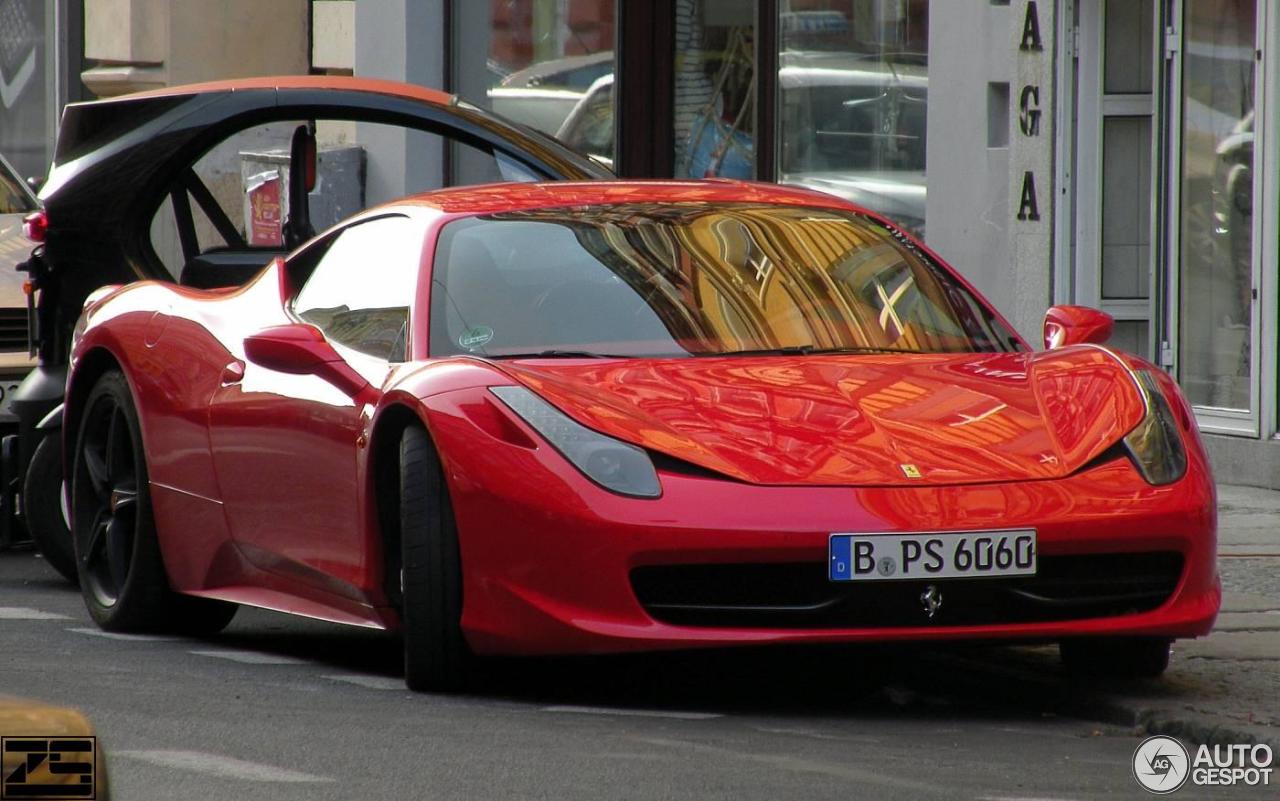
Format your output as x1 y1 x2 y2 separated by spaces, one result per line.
355 0 446 204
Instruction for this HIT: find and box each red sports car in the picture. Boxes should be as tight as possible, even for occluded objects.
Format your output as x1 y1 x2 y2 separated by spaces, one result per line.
65 180 1219 690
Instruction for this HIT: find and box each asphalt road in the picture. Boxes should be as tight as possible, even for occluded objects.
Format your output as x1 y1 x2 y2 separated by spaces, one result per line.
0 549 1260 800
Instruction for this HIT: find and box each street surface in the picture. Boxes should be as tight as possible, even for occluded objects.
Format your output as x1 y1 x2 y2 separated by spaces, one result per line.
2 548 1269 801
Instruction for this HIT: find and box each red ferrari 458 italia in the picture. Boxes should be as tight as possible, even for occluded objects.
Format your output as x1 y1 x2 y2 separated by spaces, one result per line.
64 180 1219 690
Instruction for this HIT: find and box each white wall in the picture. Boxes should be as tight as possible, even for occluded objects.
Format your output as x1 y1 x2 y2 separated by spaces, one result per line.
926 1 1041 340
83 0 309 95
354 0 445 205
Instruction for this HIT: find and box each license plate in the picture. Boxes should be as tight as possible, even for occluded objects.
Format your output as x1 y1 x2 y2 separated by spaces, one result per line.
829 530 1037 582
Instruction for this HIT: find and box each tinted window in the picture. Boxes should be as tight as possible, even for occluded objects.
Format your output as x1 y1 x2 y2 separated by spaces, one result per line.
429 203 1020 358
294 215 422 361
0 157 35 215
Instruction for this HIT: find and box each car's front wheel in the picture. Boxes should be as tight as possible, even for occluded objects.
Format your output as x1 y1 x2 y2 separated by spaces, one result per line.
1059 637 1171 679
72 370 236 634
399 425 470 691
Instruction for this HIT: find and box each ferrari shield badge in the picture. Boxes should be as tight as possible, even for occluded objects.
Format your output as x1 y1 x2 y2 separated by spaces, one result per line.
900 464 922 479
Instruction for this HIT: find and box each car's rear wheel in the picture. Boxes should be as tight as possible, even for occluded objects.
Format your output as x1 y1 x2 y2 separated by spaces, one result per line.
1059 637 1171 679
25 434 78 584
72 370 237 634
399 425 470 691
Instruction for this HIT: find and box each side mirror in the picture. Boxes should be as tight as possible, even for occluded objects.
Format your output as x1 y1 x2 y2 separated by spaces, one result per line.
243 324 368 397
1043 305 1114 350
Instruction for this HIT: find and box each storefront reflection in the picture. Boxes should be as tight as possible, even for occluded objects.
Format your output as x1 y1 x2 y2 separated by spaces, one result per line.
1177 0 1255 411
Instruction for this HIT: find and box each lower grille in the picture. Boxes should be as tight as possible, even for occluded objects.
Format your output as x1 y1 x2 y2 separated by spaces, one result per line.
631 552 1184 629
0 307 29 351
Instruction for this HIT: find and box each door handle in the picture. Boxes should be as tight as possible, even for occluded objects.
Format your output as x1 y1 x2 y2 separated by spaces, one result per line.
220 360 246 385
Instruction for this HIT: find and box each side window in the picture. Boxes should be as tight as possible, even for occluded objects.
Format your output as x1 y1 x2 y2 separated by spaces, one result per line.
0 159 35 214
148 117 549 282
293 216 422 362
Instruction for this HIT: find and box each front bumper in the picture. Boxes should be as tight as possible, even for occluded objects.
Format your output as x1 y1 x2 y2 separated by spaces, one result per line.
425 400 1220 657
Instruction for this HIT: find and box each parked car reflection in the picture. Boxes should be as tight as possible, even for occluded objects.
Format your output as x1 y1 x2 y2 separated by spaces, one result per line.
555 53 928 236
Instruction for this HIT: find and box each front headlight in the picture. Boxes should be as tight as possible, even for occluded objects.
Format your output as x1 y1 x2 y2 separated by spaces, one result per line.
490 385 661 498
1123 370 1188 486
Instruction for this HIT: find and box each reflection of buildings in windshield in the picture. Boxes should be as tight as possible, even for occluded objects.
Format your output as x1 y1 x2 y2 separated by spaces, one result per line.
475 204 1011 355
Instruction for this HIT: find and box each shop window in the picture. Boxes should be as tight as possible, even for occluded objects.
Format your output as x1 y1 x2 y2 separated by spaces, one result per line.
1176 0 1256 411
452 0 616 181
673 0 758 179
776 1 930 238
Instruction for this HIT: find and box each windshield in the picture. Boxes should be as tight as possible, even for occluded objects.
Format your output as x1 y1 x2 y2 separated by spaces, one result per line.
429 203 1020 359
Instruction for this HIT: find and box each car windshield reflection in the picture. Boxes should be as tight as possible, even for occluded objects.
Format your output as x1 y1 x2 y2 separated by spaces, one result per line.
429 203 1020 359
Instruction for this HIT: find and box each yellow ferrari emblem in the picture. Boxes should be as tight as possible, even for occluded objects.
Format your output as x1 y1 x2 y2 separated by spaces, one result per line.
900 464 922 479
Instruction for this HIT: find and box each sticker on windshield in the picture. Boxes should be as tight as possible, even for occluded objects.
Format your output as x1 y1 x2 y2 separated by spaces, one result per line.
459 325 494 351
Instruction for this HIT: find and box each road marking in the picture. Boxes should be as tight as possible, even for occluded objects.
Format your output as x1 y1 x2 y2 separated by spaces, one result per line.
542 705 722 720
114 750 332 783
68 627 177 641
322 674 405 691
0 607 71 620
634 735 944 793
978 797 1084 801
189 650 305 665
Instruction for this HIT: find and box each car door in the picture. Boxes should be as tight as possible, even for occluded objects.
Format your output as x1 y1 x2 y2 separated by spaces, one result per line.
207 213 425 597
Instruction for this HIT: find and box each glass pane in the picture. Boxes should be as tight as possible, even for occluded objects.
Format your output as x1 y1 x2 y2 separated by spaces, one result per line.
674 0 757 179
1101 116 1151 299
454 1 616 176
776 1 929 238
429 204 1019 358
295 217 420 361
1104 0 1154 94
1177 0 1255 410
1109 320 1150 358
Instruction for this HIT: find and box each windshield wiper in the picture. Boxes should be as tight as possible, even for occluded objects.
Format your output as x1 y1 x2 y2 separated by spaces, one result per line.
487 350 632 359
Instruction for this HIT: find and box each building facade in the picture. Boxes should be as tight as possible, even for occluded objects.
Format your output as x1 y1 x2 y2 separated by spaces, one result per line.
39 0 1280 488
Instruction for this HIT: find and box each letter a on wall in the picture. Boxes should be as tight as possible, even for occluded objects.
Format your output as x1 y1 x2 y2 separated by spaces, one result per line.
1017 171 1040 221
1020 1 1043 51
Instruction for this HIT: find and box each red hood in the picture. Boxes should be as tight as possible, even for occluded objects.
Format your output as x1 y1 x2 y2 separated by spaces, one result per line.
498 347 1146 487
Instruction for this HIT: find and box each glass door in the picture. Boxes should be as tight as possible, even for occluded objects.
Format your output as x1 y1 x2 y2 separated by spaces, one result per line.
1168 0 1260 433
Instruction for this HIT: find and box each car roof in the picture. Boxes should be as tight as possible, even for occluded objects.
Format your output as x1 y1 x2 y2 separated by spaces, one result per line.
118 75 455 107
393 179 861 216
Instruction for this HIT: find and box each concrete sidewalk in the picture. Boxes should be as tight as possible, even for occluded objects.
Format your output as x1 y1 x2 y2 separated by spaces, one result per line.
1097 483 1280 747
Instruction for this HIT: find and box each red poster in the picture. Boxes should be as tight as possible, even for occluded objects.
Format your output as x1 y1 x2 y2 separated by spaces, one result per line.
247 174 283 246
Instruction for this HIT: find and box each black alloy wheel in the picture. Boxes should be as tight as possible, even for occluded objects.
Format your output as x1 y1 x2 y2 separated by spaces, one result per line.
72 370 236 633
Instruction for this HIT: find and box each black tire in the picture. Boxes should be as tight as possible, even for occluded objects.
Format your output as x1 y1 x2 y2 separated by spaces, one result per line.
71 370 237 635
1060 637 1171 679
25 434 78 584
399 425 470 691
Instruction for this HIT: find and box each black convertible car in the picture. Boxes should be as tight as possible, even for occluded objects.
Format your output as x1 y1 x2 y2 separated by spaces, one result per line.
8 75 609 580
